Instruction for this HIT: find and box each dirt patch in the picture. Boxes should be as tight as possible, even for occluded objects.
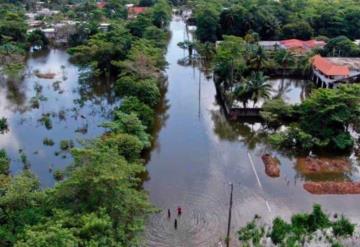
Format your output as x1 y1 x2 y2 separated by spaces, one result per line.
304 182 360 194
296 157 350 174
261 154 280 177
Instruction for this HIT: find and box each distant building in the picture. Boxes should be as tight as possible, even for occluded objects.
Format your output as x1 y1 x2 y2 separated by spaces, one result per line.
258 39 325 53
42 28 56 39
127 6 148 19
258 41 280 50
37 8 60 16
53 21 78 45
99 23 110 32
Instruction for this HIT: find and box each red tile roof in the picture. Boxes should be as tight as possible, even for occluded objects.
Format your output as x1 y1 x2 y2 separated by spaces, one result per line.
312 55 349 77
280 39 326 52
96 1 106 9
128 6 148 15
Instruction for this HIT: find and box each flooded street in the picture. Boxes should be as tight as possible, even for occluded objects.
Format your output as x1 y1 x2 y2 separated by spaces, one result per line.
144 17 360 246
0 49 117 186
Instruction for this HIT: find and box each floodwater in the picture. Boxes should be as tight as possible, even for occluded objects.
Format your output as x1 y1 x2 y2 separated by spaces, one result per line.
144 17 360 246
0 49 118 186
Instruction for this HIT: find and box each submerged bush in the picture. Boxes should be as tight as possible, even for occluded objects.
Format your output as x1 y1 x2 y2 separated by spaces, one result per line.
43 138 55 146
0 117 8 134
60 140 74 151
53 170 64 181
238 204 354 246
0 149 10 175
38 114 52 130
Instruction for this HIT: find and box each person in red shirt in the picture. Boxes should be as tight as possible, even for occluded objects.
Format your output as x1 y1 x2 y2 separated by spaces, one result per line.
177 206 182 216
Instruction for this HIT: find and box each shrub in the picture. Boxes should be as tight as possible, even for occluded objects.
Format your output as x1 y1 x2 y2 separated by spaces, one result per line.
116 76 160 107
0 149 10 175
0 117 8 133
60 140 74 151
332 216 355 237
119 96 155 130
53 170 64 181
43 138 55 146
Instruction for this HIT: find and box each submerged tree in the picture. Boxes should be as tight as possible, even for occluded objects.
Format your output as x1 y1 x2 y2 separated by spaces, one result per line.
246 72 271 107
239 205 354 246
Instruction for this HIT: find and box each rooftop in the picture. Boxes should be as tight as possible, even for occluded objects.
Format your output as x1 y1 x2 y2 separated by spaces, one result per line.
312 55 349 77
128 6 148 15
280 39 326 53
96 1 106 9
327 57 360 71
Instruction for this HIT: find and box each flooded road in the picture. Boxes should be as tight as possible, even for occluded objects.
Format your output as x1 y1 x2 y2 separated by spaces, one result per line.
0 49 117 186
144 17 360 246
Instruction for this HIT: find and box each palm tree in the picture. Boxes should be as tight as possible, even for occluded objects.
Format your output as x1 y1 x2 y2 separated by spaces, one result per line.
274 49 295 72
233 83 251 108
248 45 268 70
246 71 272 107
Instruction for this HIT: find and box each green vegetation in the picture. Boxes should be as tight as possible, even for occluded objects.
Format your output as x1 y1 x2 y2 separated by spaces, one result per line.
38 114 52 130
193 0 360 42
239 205 355 246
0 0 171 246
119 96 155 130
233 72 271 108
0 4 27 77
53 169 64 181
0 149 10 175
42 138 55 146
261 84 360 152
214 35 313 84
59 140 74 151
27 30 49 50
0 117 9 134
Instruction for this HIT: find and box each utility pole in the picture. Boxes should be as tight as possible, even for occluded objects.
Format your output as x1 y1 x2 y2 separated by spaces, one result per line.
226 183 233 247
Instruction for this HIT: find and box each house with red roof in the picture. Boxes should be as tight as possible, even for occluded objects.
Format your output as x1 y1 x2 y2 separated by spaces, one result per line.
312 55 349 79
309 55 360 88
280 39 326 54
127 6 148 19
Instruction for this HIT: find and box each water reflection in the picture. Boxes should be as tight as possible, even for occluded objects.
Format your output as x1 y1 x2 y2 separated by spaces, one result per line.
0 49 119 186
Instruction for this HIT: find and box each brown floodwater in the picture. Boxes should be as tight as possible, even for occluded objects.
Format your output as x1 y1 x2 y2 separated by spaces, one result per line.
0 49 118 186
144 17 360 246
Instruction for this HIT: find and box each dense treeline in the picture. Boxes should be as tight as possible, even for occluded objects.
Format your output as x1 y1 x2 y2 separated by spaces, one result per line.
192 0 360 43
0 0 172 246
0 4 29 76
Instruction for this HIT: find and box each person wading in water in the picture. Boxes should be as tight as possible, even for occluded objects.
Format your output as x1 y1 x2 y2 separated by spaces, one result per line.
174 219 178 229
177 206 182 216
167 209 171 219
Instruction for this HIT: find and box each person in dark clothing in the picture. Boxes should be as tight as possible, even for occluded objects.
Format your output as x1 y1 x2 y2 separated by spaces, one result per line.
174 219 178 229
177 206 182 216
167 208 171 218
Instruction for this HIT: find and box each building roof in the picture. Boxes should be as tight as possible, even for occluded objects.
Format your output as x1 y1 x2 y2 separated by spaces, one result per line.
280 39 326 52
312 55 349 77
128 6 147 15
96 1 106 9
